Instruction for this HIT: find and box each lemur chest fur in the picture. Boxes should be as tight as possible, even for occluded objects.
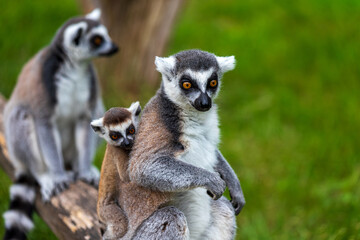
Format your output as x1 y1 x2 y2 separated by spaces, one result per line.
54 62 91 120
177 108 220 170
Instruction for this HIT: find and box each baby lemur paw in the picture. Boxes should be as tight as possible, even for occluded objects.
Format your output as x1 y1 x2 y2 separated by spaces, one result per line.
78 166 100 187
205 172 226 200
102 224 126 240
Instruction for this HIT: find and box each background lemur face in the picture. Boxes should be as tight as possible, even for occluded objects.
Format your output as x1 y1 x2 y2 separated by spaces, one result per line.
55 9 118 61
91 102 141 149
155 50 236 112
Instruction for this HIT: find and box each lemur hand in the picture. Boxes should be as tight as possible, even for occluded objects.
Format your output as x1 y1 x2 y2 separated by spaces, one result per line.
230 192 245 215
205 172 226 200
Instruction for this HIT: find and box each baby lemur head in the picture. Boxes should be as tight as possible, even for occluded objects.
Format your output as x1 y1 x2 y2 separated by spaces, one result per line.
91 102 141 150
155 49 236 112
52 8 118 61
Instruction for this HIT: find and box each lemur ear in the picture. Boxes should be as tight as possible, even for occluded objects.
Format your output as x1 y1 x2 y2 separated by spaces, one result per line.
128 101 141 116
216 56 236 73
90 117 105 136
86 8 101 21
155 56 175 80
73 28 83 46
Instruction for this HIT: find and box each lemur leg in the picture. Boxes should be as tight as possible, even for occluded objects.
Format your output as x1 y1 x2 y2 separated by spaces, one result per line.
98 156 128 239
5 106 69 201
75 118 99 185
200 197 236 240
132 206 189 240
34 118 70 200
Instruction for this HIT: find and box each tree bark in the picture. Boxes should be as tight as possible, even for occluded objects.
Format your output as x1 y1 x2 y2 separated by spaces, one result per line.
79 0 184 102
0 95 104 240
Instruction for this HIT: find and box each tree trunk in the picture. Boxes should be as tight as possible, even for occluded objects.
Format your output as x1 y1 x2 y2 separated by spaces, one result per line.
79 0 184 103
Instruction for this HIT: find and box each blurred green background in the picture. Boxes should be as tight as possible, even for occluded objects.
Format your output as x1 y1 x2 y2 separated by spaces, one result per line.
1 0 359 239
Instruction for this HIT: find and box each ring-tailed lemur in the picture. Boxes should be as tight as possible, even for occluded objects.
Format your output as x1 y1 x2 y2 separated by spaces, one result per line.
128 50 245 240
3 9 118 239
91 103 189 240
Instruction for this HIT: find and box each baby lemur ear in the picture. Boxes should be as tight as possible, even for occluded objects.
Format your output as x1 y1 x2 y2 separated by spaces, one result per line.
155 56 175 80
90 117 105 136
86 8 101 21
128 101 141 116
216 56 236 73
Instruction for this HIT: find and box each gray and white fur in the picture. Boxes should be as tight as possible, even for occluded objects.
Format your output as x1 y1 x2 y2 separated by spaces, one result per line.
3 9 118 239
129 50 245 240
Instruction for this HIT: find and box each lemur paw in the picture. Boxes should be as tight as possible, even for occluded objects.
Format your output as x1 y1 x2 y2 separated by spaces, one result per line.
230 193 246 216
102 224 126 240
78 166 100 187
38 174 70 202
205 172 226 200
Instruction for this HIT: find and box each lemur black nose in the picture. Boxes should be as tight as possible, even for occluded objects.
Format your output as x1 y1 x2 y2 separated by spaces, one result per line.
124 138 130 146
195 93 212 111
108 43 119 55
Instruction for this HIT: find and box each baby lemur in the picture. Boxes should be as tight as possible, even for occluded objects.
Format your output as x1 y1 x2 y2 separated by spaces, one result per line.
91 102 189 240
128 50 246 240
3 9 117 240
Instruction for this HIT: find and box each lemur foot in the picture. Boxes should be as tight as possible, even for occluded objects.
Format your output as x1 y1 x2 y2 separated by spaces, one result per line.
78 166 100 187
38 173 71 201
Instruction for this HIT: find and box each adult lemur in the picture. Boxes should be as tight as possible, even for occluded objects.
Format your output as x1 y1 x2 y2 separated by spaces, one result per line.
92 103 189 240
3 9 118 239
129 50 245 240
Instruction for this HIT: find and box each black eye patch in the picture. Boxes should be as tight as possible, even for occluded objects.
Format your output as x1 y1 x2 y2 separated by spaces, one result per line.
90 35 104 49
127 124 135 135
207 72 219 93
109 131 122 141
179 75 199 91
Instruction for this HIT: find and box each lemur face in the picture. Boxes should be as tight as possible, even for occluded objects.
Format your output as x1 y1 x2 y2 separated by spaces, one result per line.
91 102 141 150
155 50 236 112
57 9 118 61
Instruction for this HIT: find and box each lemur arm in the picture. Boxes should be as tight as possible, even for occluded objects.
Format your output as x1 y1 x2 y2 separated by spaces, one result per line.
97 155 128 239
215 149 245 215
129 155 226 200
75 118 99 185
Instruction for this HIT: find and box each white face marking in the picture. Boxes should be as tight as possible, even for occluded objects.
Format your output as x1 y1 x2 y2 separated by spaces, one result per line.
185 68 215 92
163 67 220 111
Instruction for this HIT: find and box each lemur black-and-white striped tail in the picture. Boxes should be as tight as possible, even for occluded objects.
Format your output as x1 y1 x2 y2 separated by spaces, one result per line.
3 174 37 240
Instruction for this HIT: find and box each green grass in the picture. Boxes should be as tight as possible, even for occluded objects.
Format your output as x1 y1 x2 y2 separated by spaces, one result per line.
1 0 360 239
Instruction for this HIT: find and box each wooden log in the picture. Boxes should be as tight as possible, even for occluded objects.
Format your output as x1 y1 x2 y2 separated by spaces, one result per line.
0 95 104 240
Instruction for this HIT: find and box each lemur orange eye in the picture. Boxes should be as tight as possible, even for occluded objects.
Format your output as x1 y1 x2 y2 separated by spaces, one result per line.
182 82 192 89
129 128 135 134
94 37 102 45
110 134 118 140
209 80 217 88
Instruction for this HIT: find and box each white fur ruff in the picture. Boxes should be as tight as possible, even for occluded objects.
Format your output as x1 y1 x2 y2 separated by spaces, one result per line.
174 107 220 240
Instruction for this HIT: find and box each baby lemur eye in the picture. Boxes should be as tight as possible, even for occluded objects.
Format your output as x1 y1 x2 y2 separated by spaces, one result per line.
91 35 104 48
110 132 120 140
182 81 192 90
209 80 217 88
128 125 135 135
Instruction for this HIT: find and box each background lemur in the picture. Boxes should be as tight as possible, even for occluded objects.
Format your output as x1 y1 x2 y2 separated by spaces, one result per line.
92 102 189 240
129 49 245 240
3 9 118 239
